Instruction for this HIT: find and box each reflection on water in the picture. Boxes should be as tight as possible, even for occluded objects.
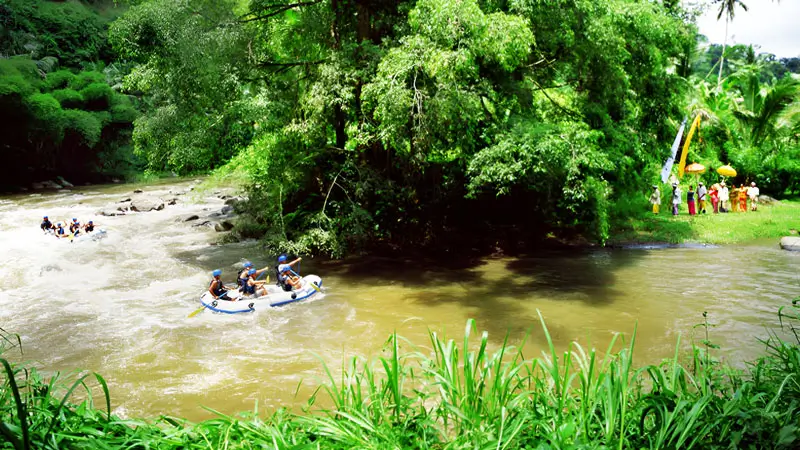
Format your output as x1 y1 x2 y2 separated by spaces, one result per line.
0 180 799 421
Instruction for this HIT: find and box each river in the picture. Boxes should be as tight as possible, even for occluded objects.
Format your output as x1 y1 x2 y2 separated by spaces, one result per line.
1 178 799 421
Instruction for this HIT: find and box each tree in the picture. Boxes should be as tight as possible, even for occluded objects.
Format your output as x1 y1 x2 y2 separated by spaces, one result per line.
714 0 748 91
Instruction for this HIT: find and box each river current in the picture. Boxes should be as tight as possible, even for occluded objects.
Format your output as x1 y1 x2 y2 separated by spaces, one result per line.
1 179 799 421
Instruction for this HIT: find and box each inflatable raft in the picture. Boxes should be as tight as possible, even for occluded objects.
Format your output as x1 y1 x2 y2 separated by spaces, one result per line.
198 274 323 314
46 228 107 243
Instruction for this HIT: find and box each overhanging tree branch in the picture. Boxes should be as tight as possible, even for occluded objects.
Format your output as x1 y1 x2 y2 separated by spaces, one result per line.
240 1 321 23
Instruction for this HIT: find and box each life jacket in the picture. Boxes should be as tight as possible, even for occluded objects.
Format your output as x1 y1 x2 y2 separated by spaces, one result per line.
275 265 292 291
56 226 65 235
85 224 94 232
41 220 52 229
236 269 249 289
209 278 225 296
243 280 256 295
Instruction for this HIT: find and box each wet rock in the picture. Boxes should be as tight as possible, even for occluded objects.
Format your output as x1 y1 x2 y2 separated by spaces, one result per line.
130 196 164 212
780 236 800 251
117 205 130 212
224 197 241 207
119 198 131 203
183 214 199 222
112 178 122 183
193 220 211 227
220 205 234 215
167 197 178 205
31 182 45 190
758 194 779 205
218 194 229 200
214 221 234 232
56 176 74 188
97 209 119 217
133 189 143 193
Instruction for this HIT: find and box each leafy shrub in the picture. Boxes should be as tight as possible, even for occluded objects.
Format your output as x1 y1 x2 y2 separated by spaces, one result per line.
70 71 105 91
51 88 83 109
80 82 112 110
44 70 75 90
61 109 102 147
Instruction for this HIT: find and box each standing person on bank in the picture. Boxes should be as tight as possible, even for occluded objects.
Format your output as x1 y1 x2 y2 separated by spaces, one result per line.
738 184 748 212
697 182 707 214
671 183 682 216
719 182 729 212
687 185 696 216
747 182 760 211
649 185 661 214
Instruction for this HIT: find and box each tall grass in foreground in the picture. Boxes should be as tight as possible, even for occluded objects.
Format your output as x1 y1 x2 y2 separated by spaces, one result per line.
2 302 800 449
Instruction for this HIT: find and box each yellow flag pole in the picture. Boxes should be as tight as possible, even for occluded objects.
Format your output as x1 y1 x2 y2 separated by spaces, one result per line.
678 114 701 178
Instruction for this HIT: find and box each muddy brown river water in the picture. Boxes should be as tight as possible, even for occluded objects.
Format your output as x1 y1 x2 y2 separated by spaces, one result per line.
1 178 799 421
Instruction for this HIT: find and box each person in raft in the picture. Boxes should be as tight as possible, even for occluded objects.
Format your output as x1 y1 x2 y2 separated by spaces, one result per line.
697 182 707 214
54 222 69 238
242 268 269 297
69 218 81 236
83 220 95 233
649 185 661 214
236 261 271 290
279 265 303 291
209 269 233 301
747 182 760 211
276 254 302 291
671 183 682 215
40 215 54 232
687 185 696 216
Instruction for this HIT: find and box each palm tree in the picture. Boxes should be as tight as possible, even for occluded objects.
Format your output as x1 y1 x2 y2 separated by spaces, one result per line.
715 0 748 91
731 73 800 146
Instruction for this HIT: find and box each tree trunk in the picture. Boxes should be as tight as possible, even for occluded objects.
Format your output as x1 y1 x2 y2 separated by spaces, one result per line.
716 17 729 91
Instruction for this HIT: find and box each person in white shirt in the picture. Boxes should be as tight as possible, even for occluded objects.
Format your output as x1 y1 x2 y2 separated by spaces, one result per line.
747 182 760 211
697 182 708 214
718 182 729 212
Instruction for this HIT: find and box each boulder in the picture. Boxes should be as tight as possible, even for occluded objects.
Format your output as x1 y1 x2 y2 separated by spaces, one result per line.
31 182 45 190
220 205 234 215
97 209 119 217
780 236 800 251
224 197 241 207
758 194 779 205
214 221 234 232
167 197 178 205
183 214 200 222
193 220 211 228
56 176 74 188
133 189 143 193
119 198 131 203
130 196 164 212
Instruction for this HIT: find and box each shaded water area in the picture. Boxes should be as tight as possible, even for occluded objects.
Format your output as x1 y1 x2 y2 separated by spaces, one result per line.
1 179 799 421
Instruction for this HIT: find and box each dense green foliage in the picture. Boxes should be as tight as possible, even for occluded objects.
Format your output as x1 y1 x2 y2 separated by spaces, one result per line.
109 0 703 254
2 304 800 448
3 0 799 252
0 0 139 187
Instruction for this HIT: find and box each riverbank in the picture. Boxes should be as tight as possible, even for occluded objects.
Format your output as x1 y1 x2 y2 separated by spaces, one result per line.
2 304 799 449
608 199 800 246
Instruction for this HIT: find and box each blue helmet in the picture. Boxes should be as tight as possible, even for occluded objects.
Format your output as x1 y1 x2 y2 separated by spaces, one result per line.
278 255 287 263
72 218 77 222
248 268 256 275
43 216 48 219
243 261 253 268
280 265 291 273
212 269 222 277
88 221 93 224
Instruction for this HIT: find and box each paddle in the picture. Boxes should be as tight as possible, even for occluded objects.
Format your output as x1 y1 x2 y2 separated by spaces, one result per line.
290 269 321 292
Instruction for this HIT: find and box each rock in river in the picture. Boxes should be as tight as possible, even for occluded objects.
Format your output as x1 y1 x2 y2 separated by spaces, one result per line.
214 221 234 232
780 236 800 251
130 197 165 212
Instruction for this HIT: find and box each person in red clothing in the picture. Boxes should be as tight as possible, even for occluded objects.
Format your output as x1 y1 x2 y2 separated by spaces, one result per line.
687 185 696 216
710 184 719 213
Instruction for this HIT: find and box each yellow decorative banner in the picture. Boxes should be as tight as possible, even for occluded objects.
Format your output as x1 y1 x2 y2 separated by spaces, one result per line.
678 114 701 178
